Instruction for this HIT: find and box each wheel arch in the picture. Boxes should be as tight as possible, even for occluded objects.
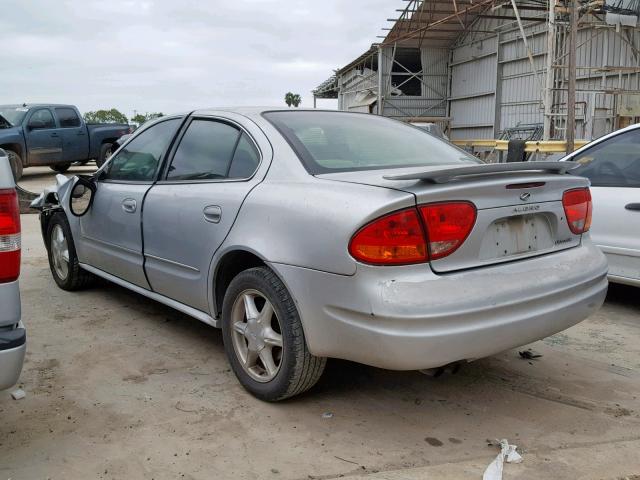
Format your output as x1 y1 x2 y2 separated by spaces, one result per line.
212 249 267 319
0 143 24 162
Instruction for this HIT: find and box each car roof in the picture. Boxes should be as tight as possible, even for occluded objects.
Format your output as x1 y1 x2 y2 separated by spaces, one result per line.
191 107 356 119
0 104 75 108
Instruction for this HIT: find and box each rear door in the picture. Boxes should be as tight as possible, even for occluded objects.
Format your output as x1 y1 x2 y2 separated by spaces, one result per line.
142 114 269 312
54 107 89 163
568 128 640 281
77 117 182 288
24 108 63 165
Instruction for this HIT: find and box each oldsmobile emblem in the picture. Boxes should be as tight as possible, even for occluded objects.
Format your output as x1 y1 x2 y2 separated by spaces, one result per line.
519 192 531 202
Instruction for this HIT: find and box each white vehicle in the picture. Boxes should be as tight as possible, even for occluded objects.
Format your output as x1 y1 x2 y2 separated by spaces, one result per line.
562 124 640 286
0 148 25 390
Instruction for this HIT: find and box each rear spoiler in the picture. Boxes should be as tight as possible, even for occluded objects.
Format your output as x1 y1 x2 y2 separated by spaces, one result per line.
383 161 578 184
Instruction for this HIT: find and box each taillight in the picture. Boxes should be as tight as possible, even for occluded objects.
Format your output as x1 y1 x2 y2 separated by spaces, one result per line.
349 208 427 265
348 202 477 265
562 188 592 234
0 188 21 282
419 202 477 260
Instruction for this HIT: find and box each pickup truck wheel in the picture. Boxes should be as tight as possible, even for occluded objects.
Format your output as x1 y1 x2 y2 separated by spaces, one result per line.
5 149 23 181
50 163 71 173
46 213 95 291
96 143 113 168
221 267 326 401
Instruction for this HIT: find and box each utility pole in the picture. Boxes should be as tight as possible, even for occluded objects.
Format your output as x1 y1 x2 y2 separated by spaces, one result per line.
566 0 578 154
543 0 556 140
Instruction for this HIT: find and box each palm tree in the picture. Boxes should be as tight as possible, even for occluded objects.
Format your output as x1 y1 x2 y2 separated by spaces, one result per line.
285 92 302 108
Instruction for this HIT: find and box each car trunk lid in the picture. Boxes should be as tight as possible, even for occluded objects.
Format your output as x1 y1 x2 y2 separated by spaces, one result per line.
317 162 589 273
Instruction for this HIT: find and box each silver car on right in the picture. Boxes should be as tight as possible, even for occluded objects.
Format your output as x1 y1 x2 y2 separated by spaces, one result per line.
562 124 640 286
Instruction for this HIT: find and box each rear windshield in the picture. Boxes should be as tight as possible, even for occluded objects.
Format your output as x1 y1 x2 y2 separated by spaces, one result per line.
263 111 480 174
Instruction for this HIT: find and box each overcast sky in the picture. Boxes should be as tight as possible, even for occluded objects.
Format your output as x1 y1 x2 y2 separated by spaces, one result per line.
0 0 395 117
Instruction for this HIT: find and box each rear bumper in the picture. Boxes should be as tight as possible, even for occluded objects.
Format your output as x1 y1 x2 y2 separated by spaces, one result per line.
0 322 26 391
270 240 608 370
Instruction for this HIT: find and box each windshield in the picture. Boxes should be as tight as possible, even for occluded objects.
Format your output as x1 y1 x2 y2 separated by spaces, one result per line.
0 106 29 127
264 111 479 174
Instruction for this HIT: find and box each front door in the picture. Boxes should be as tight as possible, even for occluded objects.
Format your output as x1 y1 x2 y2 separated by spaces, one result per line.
77 117 182 288
25 108 63 166
142 116 267 312
54 107 89 163
569 128 640 282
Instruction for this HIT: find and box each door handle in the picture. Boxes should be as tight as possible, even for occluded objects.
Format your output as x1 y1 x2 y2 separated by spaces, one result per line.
122 198 137 213
77 131 85 135
625 203 640 211
50 132 59 137
203 205 222 223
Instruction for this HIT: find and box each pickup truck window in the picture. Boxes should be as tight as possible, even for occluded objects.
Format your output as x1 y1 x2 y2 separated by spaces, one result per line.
28 109 55 130
104 118 180 182
55 108 81 128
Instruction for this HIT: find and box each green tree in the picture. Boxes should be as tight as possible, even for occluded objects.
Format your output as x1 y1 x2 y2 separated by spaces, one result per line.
284 92 302 108
131 112 164 126
83 108 129 124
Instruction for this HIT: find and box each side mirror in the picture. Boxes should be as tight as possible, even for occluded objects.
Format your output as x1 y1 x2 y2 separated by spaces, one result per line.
69 177 96 217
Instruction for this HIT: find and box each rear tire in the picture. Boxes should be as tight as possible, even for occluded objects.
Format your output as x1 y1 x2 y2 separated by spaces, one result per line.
50 163 71 173
5 149 23 181
221 267 326 401
96 143 113 168
46 212 95 291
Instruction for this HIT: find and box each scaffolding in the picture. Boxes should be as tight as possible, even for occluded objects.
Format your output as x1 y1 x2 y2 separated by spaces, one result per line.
314 0 640 155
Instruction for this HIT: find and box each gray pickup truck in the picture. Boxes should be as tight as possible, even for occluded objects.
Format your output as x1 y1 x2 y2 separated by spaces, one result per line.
0 104 131 180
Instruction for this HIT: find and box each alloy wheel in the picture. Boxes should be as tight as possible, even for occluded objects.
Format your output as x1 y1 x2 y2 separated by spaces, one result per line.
230 289 283 382
50 224 70 280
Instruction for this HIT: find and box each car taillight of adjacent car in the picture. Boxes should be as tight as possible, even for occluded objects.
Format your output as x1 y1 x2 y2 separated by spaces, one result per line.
0 188 21 283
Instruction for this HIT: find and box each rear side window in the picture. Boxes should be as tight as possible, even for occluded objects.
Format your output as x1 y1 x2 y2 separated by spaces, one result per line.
263 111 479 174
55 108 81 128
104 118 180 182
570 129 640 187
229 133 260 178
167 120 259 180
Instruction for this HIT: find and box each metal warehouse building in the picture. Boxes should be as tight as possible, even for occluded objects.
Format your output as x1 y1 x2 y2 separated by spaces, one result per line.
314 0 640 152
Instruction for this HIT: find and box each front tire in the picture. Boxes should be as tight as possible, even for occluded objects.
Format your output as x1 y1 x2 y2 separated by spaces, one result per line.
221 267 326 401
5 149 23 181
96 143 113 168
50 163 71 173
46 213 94 291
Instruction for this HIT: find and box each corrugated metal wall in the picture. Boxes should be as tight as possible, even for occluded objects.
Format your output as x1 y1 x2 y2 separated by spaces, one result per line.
449 14 640 141
335 9 640 141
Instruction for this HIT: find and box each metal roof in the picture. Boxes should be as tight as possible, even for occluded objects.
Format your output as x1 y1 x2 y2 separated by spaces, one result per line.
381 0 496 48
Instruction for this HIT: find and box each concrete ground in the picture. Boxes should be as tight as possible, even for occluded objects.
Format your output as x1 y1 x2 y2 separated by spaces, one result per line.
1 209 639 478
18 164 97 194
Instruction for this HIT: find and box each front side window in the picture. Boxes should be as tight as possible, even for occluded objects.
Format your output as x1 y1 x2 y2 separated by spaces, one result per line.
570 129 640 187
264 111 478 174
28 109 55 130
55 107 81 128
104 118 180 182
167 120 259 180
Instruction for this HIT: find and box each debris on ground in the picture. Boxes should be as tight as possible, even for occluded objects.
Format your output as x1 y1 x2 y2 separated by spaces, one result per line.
10 388 26 400
483 438 522 480
518 349 543 360
321 412 333 419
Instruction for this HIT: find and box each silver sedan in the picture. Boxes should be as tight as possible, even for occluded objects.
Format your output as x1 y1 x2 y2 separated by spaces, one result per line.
32 108 608 401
